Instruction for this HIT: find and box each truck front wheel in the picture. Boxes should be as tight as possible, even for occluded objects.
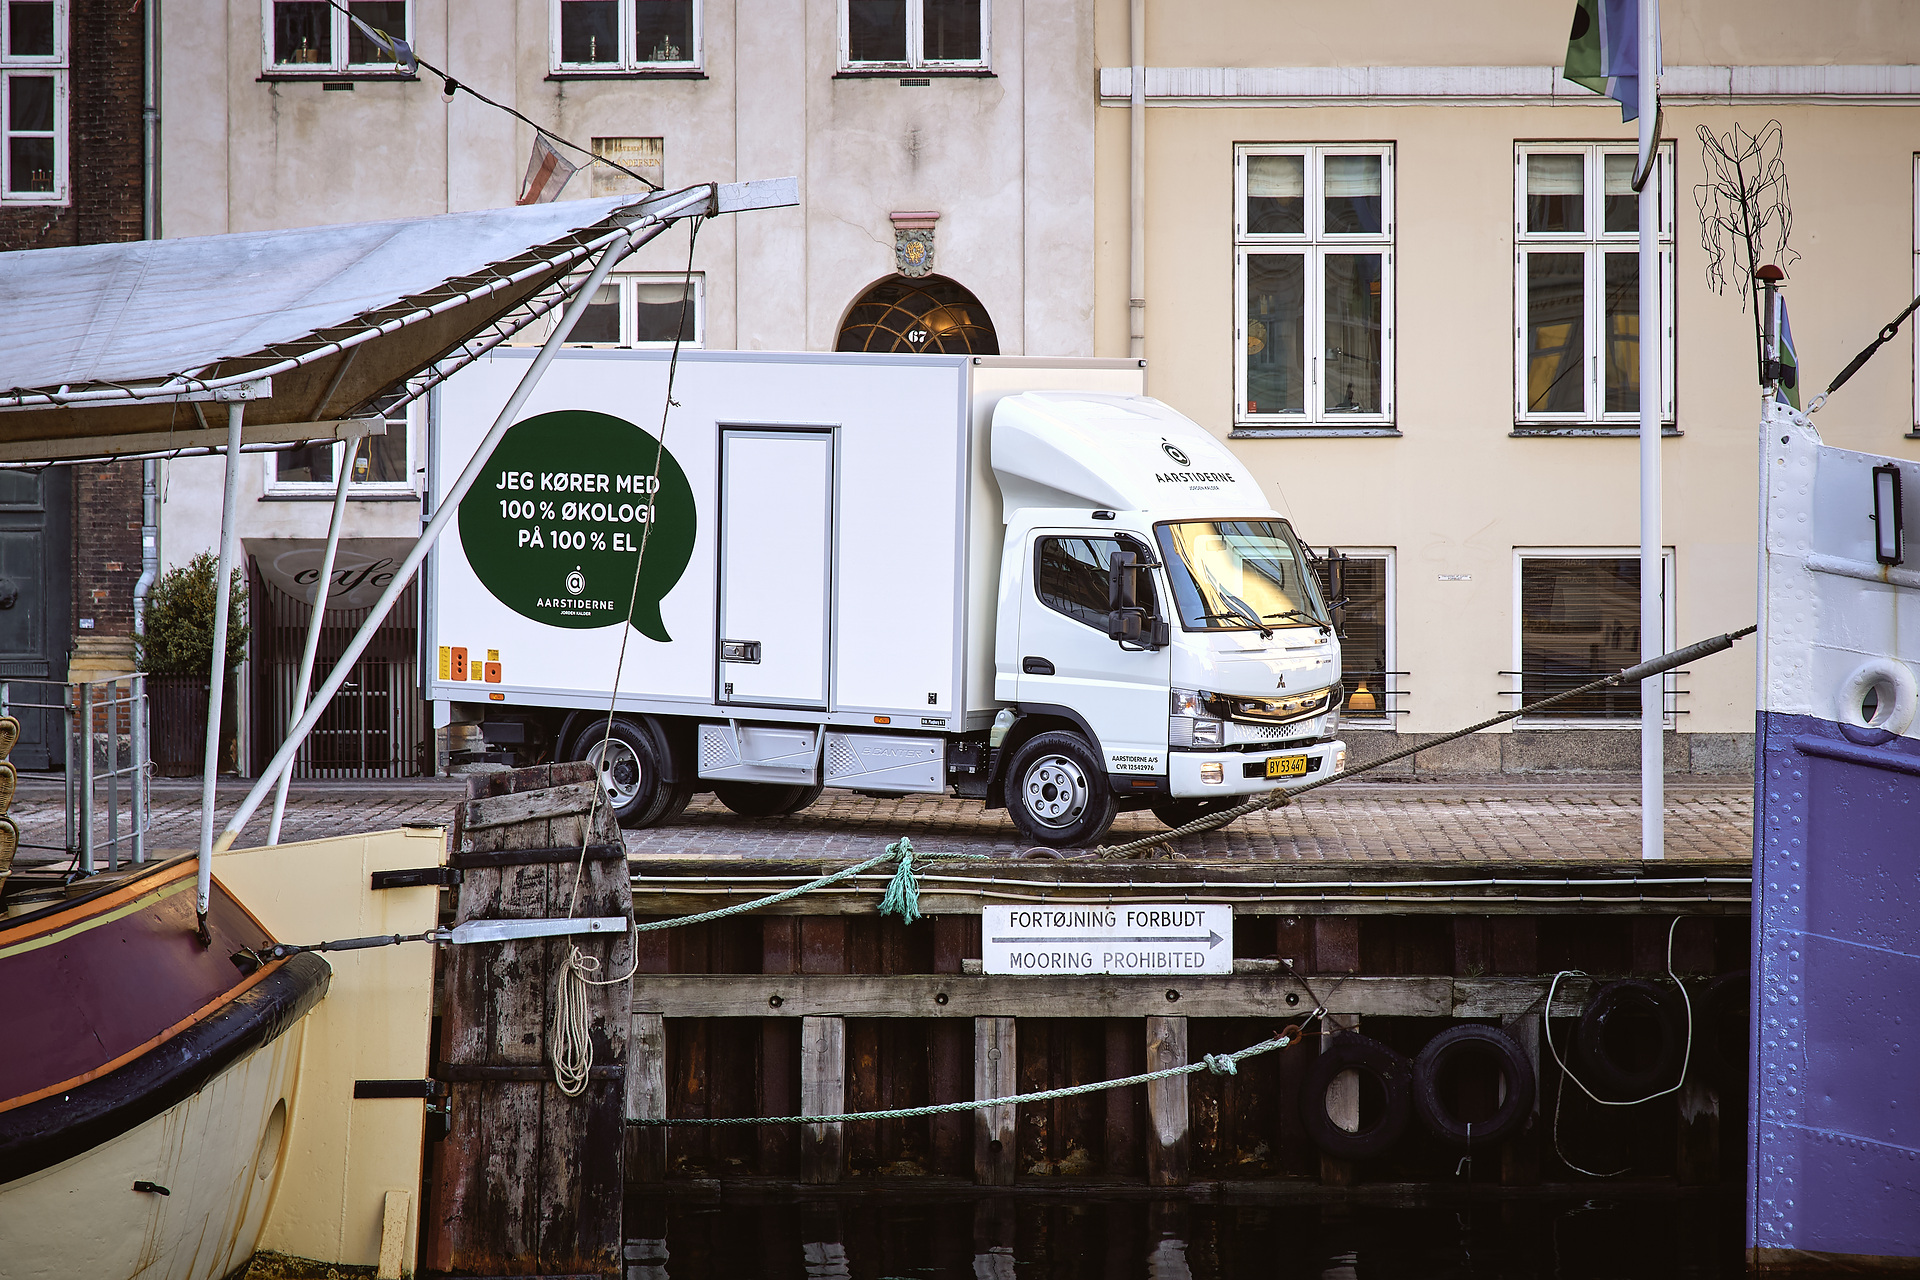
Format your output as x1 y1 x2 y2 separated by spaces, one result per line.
1005 731 1118 848
578 719 689 829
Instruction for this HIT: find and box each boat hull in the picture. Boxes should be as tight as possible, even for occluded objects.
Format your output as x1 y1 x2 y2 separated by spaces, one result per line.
1 855 331 1279
0 972 320 1279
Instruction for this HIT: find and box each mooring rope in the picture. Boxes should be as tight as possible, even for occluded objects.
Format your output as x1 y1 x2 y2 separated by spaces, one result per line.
630 1011 1324 1126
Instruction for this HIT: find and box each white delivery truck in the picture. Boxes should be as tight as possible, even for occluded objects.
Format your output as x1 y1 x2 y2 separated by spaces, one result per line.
427 350 1346 847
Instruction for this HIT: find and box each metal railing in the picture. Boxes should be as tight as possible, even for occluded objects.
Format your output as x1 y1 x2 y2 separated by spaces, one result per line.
2 675 152 874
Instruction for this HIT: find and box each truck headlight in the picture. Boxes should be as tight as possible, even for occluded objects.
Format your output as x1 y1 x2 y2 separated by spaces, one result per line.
1169 688 1225 748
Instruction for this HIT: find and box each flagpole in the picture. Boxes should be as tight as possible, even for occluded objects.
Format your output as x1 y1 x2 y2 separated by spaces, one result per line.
1638 0 1663 860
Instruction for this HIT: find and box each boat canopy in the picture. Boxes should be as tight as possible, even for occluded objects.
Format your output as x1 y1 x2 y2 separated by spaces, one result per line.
0 184 787 461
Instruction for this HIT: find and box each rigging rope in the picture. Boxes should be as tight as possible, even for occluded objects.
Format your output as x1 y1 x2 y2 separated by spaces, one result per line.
631 1012 1323 1126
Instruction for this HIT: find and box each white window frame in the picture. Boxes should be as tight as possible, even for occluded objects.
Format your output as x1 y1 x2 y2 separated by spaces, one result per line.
267 396 418 497
261 0 416 76
1322 547 1396 728
2 0 68 205
559 271 705 349
838 0 990 71
1510 547 1675 727
1233 143 1395 431
1513 142 1676 428
549 0 703 74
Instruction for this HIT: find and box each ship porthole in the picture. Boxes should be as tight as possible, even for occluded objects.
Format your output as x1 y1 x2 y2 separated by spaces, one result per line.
1837 658 1917 745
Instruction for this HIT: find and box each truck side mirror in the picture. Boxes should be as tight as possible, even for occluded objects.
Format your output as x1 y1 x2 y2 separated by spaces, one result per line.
1107 551 1139 612
1107 608 1143 644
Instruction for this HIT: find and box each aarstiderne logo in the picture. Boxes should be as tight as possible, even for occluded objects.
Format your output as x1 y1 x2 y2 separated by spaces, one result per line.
566 566 585 596
1161 440 1191 466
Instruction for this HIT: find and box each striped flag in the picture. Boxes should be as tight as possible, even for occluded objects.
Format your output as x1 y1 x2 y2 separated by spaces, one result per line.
1564 0 1650 122
1774 293 1801 409
516 135 578 206
344 10 416 74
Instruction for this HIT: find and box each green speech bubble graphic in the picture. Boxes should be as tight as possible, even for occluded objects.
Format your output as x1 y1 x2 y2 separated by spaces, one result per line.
457 410 696 642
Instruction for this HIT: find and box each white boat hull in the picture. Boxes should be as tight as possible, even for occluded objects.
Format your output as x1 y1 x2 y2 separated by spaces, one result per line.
1 1021 307 1280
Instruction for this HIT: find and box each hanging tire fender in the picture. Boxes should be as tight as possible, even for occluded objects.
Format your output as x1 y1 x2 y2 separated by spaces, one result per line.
1410 1023 1536 1147
1298 1031 1413 1161
1573 979 1687 1100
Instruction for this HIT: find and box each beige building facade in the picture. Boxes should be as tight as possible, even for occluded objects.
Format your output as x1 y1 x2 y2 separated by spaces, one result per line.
153 0 1098 773
1093 0 1920 771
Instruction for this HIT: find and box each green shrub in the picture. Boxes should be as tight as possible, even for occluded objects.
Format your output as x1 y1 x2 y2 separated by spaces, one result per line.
136 552 250 675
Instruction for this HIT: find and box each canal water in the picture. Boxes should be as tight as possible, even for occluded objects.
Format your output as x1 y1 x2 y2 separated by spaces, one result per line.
627 1193 1744 1279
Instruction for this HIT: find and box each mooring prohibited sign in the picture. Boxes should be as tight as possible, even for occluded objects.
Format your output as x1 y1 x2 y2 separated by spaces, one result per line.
981 904 1232 976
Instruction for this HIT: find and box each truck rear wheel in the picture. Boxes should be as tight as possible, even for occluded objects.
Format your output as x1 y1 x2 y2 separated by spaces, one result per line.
578 719 687 829
713 780 812 818
1005 730 1118 848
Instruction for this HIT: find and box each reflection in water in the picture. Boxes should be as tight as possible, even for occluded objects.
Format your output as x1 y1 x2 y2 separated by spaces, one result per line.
630 1193 1740 1279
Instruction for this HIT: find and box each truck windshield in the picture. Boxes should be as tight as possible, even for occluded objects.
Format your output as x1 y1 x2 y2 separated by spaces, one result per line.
1155 520 1329 633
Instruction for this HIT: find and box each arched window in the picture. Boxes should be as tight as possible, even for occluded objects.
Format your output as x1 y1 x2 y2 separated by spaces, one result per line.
835 275 999 355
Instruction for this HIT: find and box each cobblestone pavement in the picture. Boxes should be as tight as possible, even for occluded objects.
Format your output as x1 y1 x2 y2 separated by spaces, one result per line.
10 778 468 867
623 778 1753 862
10 775 1753 869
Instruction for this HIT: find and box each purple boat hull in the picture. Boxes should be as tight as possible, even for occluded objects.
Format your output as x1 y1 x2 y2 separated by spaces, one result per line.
1752 711 1920 1263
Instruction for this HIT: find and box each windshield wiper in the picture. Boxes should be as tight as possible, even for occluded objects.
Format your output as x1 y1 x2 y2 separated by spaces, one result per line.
1263 609 1327 628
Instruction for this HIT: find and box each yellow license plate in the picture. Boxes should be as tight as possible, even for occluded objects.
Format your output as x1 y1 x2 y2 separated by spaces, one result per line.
1265 754 1310 779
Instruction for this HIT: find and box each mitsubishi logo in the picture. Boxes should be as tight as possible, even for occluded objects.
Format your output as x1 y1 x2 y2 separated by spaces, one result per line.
1276 674 1287 689
1161 441 1190 466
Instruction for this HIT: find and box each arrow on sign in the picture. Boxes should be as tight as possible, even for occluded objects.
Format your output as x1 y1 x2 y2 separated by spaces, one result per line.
991 931 1224 948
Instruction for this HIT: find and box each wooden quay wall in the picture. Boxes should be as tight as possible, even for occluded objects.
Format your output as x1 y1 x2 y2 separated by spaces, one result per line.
625 857 1750 1195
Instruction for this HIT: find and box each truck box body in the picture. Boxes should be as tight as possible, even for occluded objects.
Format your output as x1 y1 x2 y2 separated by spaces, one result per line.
428 349 1145 732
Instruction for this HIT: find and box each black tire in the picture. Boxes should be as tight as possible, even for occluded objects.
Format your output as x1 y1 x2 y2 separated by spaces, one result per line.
1695 972 1749 1091
1411 1024 1536 1147
576 718 679 828
713 780 809 817
1574 979 1686 1100
1151 798 1239 830
1299 1032 1413 1160
777 784 825 815
1004 730 1119 848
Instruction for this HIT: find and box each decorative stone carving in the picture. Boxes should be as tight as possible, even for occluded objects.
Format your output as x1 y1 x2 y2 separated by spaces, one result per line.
891 210 939 278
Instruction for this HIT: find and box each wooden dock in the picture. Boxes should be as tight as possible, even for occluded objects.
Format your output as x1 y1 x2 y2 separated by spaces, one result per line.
622 856 1749 1194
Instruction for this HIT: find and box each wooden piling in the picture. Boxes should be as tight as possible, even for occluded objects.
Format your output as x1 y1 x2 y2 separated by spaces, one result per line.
1676 1078 1721 1186
974 1015 1017 1185
1145 1015 1190 1187
800 1015 846 1183
424 762 631 1278
1499 1011 1542 1185
628 1011 667 1183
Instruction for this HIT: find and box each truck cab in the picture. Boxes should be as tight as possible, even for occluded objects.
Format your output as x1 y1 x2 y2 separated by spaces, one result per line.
988 392 1346 846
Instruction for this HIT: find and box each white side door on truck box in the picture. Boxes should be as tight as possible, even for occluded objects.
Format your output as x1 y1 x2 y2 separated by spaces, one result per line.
1014 530 1170 777
717 428 834 708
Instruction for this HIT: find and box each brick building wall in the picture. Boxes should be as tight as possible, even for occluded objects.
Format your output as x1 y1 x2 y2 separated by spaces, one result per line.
0 0 149 682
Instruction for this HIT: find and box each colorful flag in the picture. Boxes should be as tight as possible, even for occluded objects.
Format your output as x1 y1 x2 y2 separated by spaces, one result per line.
1564 0 1653 123
1774 293 1800 409
516 135 579 206
344 10 416 74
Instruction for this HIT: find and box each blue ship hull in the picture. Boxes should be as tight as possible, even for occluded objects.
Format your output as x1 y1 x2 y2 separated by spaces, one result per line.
1751 711 1920 1264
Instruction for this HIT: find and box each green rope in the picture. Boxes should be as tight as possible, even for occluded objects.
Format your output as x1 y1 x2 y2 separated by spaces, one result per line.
630 1013 1322 1126
878 837 922 924
633 838 982 934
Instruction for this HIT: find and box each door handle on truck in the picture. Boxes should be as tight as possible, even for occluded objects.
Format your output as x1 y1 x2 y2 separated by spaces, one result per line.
721 640 761 663
1022 656 1055 676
